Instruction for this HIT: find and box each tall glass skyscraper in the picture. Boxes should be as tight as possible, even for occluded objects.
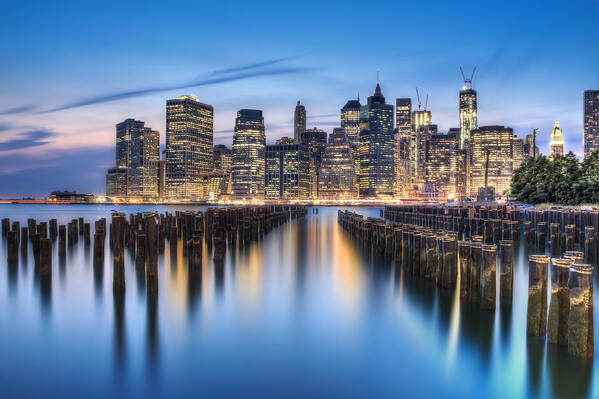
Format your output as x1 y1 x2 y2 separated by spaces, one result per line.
301 128 327 198
128 126 159 200
165 95 214 200
459 83 478 150
232 109 266 199
470 125 514 197
318 128 356 199
341 98 361 145
583 90 599 159
294 101 306 143
265 137 310 199
359 82 394 198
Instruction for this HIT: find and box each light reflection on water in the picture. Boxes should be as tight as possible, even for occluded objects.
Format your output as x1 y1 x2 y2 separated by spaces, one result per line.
0 204 598 398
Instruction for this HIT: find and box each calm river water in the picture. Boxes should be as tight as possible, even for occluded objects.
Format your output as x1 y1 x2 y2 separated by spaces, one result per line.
0 204 598 398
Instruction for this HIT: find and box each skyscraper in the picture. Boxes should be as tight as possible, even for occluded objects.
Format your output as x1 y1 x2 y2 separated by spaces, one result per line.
116 118 145 170
459 79 478 150
341 98 361 145
550 120 564 159
232 109 266 199
525 134 540 159
583 90 599 159
106 167 127 198
265 137 310 199
213 144 232 173
512 136 526 169
359 81 395 198
395 98 413 193
301 128 327 198
165 95 214 200
470 126 514 197
294 101 306 143
128 126 159 200
424 131 463 200
318 128 357 199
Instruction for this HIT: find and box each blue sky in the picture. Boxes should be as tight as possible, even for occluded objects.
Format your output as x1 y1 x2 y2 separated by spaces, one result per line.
0 0 597 197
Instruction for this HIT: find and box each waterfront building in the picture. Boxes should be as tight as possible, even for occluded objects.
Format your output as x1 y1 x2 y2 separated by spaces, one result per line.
301 128 327 198
201 170 231 201
128 126 159 200
318 128 357 199
165 95 214 200
583 90 599 159
213 144 232 173
424 131 464 200
157 159 166 200
106 167 127 198
470 126 514 197
525 133 541 159
512 136 526 170
549 120 564 160
341 98 361 145
265 137 310 199
459 81 478 150
294 101 306 143
231 109 266 199
359 82 395 198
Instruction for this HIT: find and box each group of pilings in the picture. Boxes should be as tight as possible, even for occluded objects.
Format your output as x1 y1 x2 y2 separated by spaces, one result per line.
340 204 596 358
337 210 507 310
2 206 307 299
529 253 594 357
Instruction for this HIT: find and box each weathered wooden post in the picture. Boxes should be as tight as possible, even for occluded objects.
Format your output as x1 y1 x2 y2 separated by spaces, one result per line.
425 234 436 279
189 234 202 270
84 223 91 246
49 219 58 241
441 236 457 289
58 225 66 258
31 233 40 265
548 258 573 346
7 230 18 263
565 224 576 252
469 242 482 303
550 223 562 258
136 233 146 270
412 231 421 276
458 241 470 297
146 215 159 293
39 238 52 276
584 226 596 265
480 244 497 310
93 232 105 269
537 222 546 252
567 264 594 357
499 240 514 304
112 214 126 293
20 226 28 254
527 255 549 336
1 218 10 237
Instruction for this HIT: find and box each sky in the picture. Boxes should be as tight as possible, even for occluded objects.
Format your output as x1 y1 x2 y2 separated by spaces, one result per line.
0 0 598 197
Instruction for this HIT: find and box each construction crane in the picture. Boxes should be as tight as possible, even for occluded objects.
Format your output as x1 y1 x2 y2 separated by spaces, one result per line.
416 88 422 111
460 66 477 89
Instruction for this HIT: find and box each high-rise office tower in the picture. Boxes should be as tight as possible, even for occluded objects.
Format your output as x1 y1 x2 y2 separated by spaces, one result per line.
550 120 564 160
583 90 599 159
525 134 540 159
470 126 514 197
165 95 214 200
213 144 232 173
411 104 432 187
128 126 159 200
359 81 395 198
294 101 306 143
424 131 463 200
232 109 266 199
265 137 310 199
318 128 357 199
106 167 127 198
512 136 526 170
412 109 431 132
301 127 328 198
395 98 413 191
116 118 145 170
459 76 478 150
341 98 361 145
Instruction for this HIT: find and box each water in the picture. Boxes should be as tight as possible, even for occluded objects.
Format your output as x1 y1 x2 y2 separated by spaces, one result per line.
0 204 598 398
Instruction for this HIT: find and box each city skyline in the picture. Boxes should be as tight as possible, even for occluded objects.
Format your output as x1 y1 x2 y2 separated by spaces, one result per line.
0 0 598 197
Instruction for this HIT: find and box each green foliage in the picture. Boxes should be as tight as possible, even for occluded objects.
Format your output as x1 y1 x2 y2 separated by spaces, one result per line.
510 151 599 205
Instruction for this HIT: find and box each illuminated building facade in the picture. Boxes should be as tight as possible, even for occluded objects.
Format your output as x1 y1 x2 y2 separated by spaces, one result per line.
395 98 413 194
341 99 361 145
213 144 232 173
470 126 514 197
301 128 327 198
424 131 465 200
201 170 230 201
106 167 127 198
459 86 478 149
116 118 145 170
232 109 266 199
157 159 165 200
128 126 159 200
294 101 306 143
512 136 526 170
583 90 599 159
525 134 540 159
415 124 437 185
265 137 310 199
165 95 214 200
549 120 564 160
318 128 357 199
359 82 394 198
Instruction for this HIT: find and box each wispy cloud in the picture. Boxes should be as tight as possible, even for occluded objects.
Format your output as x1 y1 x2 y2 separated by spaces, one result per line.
41 64 314 113
210 56 302 76
0 129 55 151
0 105 37 115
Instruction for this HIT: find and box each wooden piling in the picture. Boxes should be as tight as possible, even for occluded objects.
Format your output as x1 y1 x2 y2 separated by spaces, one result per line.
527 255 549 336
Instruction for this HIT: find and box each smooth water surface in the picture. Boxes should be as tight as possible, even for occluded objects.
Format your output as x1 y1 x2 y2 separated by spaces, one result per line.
0 205 598 398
